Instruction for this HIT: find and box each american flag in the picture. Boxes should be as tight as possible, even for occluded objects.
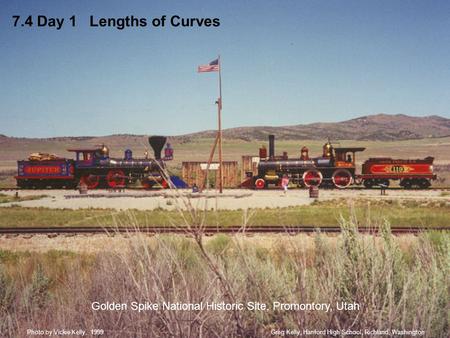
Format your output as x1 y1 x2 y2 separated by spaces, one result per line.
198 58 219 72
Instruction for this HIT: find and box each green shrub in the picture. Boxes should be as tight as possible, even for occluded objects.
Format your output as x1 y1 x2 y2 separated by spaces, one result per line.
23 264 51 311
206 234 232 256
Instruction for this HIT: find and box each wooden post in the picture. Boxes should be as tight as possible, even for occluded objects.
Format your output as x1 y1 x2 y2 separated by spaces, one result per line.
200 133 219 191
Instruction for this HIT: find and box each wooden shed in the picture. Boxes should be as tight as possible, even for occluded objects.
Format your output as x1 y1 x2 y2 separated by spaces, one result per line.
182 161 239 188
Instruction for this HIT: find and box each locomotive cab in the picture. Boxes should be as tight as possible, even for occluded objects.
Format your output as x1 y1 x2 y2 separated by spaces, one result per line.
334 147 365 168
314 143 365 187
69 148 103 167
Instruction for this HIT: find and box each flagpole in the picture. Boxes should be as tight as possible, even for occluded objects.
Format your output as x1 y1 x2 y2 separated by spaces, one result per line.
217 55 223 193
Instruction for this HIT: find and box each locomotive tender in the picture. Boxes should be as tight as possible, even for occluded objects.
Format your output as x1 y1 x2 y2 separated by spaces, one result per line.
359 157 435 189
251 135 436 189
15 136 173 189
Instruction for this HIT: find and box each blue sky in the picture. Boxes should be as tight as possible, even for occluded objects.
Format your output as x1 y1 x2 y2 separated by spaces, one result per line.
1 0 449 137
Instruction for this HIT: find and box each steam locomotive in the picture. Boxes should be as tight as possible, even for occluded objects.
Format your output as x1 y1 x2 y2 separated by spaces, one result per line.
250 135 436 189
15 136 173 189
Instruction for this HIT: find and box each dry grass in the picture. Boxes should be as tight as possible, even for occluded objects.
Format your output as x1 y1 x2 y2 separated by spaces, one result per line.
0 193 47 204
0 223 448 337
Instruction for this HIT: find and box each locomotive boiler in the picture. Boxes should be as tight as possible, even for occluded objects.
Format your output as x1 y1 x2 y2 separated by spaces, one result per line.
253 135 365 189
15 136 173 189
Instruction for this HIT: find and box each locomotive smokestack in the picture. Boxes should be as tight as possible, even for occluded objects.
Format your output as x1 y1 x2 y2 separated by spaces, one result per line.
148 136 167 160
269 134 275 159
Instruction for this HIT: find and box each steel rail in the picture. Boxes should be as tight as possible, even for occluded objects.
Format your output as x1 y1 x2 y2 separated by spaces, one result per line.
0 226 448 235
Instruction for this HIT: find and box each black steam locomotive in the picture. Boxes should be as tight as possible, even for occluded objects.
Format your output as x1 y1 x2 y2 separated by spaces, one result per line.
15 136 173 189
252 135 365 189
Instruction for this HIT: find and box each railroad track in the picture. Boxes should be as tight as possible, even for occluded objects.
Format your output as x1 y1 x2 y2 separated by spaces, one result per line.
0 226 448 235
1 187 450 191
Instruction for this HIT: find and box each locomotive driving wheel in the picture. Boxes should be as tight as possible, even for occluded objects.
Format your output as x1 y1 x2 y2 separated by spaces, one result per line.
79 174 100 189
302 170 323 188
332 169 353 188
106 169 126 188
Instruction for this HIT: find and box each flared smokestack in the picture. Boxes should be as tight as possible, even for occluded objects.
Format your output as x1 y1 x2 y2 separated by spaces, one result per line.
269 134 275 159
148 136 167 160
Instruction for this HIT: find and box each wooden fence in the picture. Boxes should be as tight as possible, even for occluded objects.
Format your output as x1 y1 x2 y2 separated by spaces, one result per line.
181 161 239 188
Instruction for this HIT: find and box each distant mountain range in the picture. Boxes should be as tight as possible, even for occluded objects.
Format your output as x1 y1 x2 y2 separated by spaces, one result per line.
1 114 450 143
180 114 450 141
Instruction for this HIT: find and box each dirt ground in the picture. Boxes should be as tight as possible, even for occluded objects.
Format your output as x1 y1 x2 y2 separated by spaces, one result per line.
1 188 449 211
